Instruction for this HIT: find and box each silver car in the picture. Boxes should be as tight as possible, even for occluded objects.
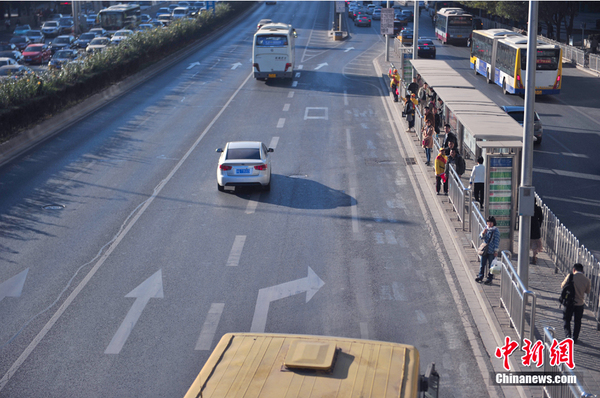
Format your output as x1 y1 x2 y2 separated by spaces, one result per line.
216 141 274 191
501 106 543 145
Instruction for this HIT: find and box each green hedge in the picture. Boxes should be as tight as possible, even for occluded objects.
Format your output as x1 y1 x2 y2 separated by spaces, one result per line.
0 2 254 143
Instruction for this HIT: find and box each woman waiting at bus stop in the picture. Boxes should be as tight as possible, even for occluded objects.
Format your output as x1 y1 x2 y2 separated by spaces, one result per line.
403 94 415 132
476 216 500 285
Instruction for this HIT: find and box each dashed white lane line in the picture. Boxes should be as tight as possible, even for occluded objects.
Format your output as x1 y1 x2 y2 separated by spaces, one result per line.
288 91 294 98
277 118 285 128
344 90 349 106
245 193 260 214
297 64 303 70
283 104 290 112
226 235 246 267
269 136 279 149
195 303 225 350
292 81 298 87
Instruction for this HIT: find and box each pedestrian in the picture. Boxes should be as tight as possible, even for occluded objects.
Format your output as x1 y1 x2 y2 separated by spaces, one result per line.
424 105 434 126
388 68 400 102
443 124 457 149
433 106 441 135
403 94 415 132
530 203 544 264
435 148 448 195
422 119 434 166
407 77 419 96
562 263 591 343
418 82 430 106
476 216 500 285
469 156 485 208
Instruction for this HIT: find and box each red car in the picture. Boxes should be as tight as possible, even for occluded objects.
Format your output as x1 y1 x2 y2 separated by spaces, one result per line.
22 44 52 65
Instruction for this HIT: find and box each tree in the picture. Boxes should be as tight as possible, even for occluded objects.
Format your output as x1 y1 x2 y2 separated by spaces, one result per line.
539 1 579 42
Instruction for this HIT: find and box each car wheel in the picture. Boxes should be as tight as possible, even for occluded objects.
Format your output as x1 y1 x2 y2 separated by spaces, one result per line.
217 183 224 192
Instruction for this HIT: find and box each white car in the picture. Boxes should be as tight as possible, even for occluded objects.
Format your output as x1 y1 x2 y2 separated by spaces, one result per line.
0 57 18 66
86 37 110 53
25 30 45 43
110 29 134 44
216 141 274 191
41 20 60 38
172 7 190 19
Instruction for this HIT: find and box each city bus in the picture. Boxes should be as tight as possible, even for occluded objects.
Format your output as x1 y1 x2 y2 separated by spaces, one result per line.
184 333 440 398
252 23 297 80
97 3 141 35
470 29 562 95
435 7 472 45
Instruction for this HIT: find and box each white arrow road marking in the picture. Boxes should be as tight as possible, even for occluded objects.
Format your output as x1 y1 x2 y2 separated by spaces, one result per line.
250 267 325 333
195 303 225 350
314 62 328 70
105 270 163 354
0 269 28 303
231 62 242 70
344 47 355 52
187 62 200 70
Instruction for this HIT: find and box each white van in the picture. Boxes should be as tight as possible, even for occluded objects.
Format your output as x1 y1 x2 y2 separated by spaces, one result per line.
171 7 190 19
252 23 297 80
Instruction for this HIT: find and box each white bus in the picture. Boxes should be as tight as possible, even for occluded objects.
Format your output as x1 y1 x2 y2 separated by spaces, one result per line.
470 29 562 95
98 3 141 35
252 23 297 80
435 7 472 46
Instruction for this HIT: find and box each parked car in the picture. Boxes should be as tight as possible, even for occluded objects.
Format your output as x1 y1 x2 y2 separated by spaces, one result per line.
0 57 18 66
110 29 134 44
86 37 110 53
13 24 32 36
501 106 543 145
0 64 34 80
216 141 274 192
48 48 80 69
58 17 74 35
354 15 372 27
9 35 31 51
417 38 436 58
22 43 52 65
0 43 23 63
74 32 98 48
257 18 272 30
41 20 61 38
49 35 75 54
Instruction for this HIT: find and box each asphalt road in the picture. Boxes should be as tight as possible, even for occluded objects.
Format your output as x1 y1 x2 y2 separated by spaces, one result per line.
3 2 598 397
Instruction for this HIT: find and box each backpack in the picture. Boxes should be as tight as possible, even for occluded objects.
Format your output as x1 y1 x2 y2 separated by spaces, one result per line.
456 156 466 176
559 273 575 308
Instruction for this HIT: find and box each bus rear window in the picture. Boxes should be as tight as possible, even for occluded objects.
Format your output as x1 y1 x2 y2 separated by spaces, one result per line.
520 49 560 70
256 34 288 47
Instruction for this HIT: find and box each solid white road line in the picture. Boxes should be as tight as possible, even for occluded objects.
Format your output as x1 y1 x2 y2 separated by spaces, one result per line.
195 303 225 350
226 235 246 267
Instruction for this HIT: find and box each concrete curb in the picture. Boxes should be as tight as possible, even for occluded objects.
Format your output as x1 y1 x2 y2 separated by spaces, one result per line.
0 3 261 168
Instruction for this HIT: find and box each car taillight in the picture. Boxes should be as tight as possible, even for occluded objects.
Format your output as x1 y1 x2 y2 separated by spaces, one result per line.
253 63 260 72
219 165 232 171
284 63 291 72
553 75 560 89
254 164 267 171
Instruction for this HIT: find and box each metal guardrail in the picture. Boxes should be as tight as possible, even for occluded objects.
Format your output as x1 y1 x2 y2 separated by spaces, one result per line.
498 250 537 347
542 327 598 398
538 35 587 67
470 200 486 245
447 163 470 230
535 194 600 330
590 53 600 74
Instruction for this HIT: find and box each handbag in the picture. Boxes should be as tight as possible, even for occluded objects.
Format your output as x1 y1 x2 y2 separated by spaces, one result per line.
477 241 488 256
559 273 575 308
402 111 407 117
490 259 502 275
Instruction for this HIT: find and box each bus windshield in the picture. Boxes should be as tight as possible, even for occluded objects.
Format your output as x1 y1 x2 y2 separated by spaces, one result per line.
100 12 124 31
255 34 288 47
520 49 560 70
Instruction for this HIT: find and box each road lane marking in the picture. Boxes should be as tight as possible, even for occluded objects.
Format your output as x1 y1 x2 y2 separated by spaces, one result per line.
226 235 246 266
297 65 303 70
344 90 348 106
0 71 256 392
245 194 260 214
350 187 359 234
288 91 294 98
292 81 298 87
360 322 369 339
250 267 324 333
269 137 279 149
283 103 290 111
295 72 301 78
304 107 328 120
105 270 164 354
277 118 285 128
0 269 28 303
195 303 225 350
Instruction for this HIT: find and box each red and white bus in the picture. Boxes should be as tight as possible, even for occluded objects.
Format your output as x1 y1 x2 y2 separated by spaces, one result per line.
435 7 473 46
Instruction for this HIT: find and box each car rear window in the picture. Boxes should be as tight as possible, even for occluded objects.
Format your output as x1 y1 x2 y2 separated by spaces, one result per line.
226 148 261 160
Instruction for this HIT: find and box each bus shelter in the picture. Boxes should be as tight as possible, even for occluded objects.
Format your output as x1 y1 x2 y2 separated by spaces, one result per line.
409 60 524 252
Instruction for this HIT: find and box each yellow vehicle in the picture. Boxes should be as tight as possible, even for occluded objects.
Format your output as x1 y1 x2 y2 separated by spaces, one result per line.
398 28 414 45
184 333 439 398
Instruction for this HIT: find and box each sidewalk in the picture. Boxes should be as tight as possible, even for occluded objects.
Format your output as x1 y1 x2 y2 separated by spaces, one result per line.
375 51 600 397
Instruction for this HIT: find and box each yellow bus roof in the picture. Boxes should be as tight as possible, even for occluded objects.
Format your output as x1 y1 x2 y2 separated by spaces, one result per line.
184 333 421 398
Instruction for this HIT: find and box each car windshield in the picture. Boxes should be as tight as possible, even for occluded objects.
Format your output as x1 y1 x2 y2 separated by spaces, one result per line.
226 148 261 160
55 37 70 44
90 38 108 45
44 21 59 27
55 50 73 58
26 31 42 37
9 37 25 43
15 25 30 30
0 67 22 76
80 33 95 40
24 45 41 52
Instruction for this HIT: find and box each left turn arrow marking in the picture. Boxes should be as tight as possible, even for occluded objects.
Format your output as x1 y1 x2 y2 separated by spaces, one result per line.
105 270 163 354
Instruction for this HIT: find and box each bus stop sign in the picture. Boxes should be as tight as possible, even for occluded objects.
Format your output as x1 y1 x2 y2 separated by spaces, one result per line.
381 8 394 35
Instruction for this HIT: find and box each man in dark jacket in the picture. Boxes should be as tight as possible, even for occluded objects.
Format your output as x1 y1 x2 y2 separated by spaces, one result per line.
562 263 591 343
407 77 419 96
